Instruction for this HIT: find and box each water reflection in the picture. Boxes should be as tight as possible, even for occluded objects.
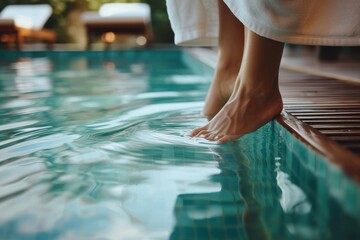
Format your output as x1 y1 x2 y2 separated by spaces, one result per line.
9 58 52 94
170 123 360 240
0 52 358 240
276 163 311 215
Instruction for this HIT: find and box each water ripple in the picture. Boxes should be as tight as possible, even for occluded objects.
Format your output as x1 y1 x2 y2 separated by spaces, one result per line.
0 99 34 109
0 134 80 162
88 102 203 130
0 120 38 131
0 158 46 186
0 53 358 240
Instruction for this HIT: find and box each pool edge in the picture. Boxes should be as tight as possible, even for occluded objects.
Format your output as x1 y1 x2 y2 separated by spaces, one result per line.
186 47 360 184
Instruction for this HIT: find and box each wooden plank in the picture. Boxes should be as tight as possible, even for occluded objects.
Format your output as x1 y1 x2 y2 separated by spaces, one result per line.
319 130 360 135
296 116 360 120
303 119 360 123
279 68 360 182
276 112 360 183
189 48 360 183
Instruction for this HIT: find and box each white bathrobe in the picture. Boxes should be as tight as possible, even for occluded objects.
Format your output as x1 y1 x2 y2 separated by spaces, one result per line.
166 0 360 46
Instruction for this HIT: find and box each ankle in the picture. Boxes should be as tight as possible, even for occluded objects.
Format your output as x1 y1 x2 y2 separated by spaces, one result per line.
217 52 242 73
239 81 280 98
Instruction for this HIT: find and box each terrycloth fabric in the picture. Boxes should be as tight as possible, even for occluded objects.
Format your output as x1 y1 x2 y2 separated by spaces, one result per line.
166 0 360 46
166 0 219 46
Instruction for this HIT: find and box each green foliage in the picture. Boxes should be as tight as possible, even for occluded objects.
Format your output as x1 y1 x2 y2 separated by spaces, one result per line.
142 0 173 43
0 0 174 43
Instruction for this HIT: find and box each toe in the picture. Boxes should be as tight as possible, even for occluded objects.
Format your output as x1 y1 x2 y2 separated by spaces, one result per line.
206 132 222 141
190 126 207 137
214 134 224 142
205 133 216 141
217 135 239 144
195 129 209 137
201 131 214 138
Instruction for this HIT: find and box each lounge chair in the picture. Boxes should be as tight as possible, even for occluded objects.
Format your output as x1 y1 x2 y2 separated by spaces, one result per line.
0 4 56 50
81 3 153 49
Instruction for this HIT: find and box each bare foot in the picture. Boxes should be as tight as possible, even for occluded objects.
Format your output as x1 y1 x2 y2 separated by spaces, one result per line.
191 80 283 143
203 64 239 119
194 19 284 144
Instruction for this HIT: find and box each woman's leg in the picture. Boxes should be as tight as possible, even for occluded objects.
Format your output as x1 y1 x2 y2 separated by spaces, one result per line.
192 27 284 143
203 0 244 119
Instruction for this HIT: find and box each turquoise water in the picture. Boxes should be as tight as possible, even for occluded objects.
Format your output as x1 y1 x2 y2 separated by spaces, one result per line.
0 50 359 240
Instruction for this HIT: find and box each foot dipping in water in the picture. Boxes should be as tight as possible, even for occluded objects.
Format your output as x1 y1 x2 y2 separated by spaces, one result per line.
166 0 360 143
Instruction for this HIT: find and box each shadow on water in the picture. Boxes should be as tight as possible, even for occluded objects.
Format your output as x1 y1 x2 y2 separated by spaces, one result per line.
170 122 360 240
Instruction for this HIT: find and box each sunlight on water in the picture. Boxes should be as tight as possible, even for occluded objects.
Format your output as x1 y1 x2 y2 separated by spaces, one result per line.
0 51 359 240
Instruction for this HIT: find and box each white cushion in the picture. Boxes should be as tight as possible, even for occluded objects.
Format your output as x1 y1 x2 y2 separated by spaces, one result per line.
82 3 151 24
0 4 52 30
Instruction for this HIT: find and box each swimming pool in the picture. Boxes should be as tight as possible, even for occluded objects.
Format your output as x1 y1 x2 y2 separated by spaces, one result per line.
0 50 359 240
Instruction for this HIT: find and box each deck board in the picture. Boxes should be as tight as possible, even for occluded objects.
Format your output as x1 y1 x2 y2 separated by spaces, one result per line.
279 69 360 158
189 48 360 182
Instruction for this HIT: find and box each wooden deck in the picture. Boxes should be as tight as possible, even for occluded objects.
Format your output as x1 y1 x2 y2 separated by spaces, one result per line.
189 48 360 183
279 69 360 155
277 69 360 183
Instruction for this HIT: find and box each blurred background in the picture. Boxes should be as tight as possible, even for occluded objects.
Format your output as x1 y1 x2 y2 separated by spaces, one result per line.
0 0 358 62
0 0 174 49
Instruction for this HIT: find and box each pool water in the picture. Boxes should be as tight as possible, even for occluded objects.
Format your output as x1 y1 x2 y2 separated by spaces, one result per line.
0 50 359 240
